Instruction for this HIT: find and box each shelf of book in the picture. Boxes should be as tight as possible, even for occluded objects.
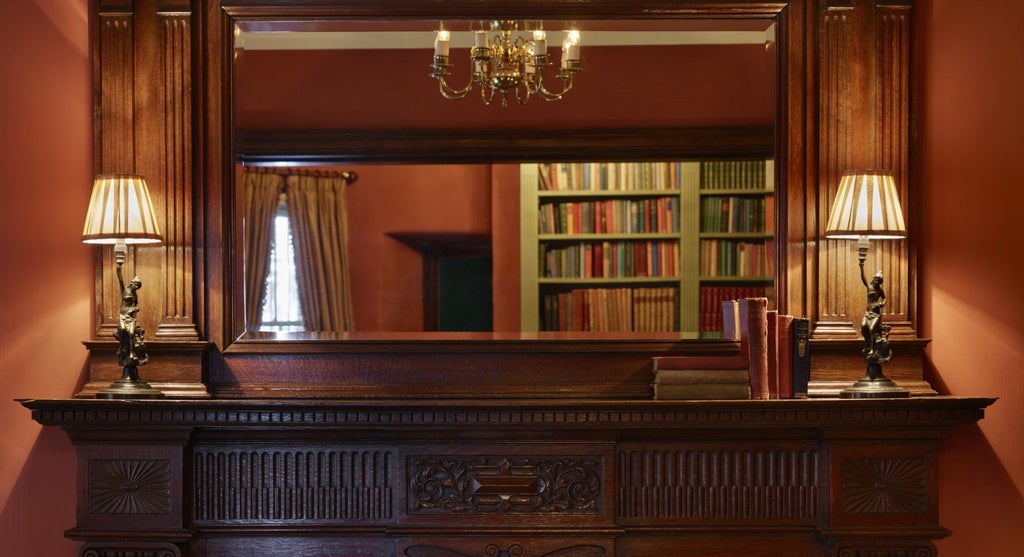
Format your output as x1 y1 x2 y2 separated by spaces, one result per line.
521 159 774 334
697 159 776 337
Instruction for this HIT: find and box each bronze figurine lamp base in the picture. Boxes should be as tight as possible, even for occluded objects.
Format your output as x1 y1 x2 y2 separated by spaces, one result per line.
82 174 165 399
824 170 910 399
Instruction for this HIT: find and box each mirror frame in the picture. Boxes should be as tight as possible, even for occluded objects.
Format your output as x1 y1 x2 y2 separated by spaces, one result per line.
208 0 806 354
83 0 923 399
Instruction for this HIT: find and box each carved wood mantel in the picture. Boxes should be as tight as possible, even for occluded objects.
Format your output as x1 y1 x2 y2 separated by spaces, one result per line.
23 397 992 557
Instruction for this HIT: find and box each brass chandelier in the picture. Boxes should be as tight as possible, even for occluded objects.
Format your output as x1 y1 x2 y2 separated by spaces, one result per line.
430 21 582 106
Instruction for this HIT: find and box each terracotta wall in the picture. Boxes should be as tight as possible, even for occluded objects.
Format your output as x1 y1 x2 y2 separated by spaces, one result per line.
3 1 1024 555
0 1 91 555
918 1 1024 555
342 163 494 330
235 44 774 130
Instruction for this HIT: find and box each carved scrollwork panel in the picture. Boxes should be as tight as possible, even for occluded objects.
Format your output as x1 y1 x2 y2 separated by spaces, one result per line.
82 544 180 557
404 542 606 557
408 456 602 515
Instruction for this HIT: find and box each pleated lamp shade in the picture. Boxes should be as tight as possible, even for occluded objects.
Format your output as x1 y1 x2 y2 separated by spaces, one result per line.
825 170 907 239
82 174 162 244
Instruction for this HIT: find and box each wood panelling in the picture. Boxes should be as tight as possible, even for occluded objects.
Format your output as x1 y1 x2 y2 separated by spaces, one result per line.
815 0 915 339
155 12 197 339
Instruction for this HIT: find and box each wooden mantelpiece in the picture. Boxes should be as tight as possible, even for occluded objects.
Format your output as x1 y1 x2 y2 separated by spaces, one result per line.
23 397 992 557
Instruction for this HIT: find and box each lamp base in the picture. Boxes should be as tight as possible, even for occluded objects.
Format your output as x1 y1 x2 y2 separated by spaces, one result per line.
840 364 910 399
95 369 165 399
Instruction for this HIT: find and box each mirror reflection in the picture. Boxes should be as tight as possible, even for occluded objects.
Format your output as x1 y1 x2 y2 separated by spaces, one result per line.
234 19 777 336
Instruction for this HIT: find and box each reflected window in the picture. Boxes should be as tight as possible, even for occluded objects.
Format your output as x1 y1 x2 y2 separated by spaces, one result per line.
260 199 304 332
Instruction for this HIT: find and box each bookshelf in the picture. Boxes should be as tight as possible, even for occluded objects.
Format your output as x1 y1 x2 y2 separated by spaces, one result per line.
698 160 776 336
521 160 773 334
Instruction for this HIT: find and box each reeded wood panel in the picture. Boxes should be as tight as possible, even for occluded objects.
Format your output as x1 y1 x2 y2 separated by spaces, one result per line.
817 2 859 335
93 7 135 337
193 446 395 523
92 2 199 343
815 0 915 338
875 1 913 334
155 12 198 339
616 446 820 522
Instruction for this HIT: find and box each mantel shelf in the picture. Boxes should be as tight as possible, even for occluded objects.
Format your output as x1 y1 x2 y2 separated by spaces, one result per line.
22 396 994 430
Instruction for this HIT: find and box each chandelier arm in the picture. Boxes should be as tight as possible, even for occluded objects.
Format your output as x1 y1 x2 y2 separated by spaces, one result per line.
535 77 575 102
514 82 531 105
479 84 497 106
436 76 475 100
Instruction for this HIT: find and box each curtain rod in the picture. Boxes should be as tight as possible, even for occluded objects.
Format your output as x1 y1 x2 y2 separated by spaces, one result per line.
245 166 358 185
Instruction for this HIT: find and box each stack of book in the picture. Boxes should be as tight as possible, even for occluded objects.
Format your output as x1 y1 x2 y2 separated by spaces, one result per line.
653 297 811 400
652 355 752 400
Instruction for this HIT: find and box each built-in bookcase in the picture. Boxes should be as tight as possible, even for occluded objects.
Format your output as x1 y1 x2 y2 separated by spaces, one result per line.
697 160 775 336
521 160 774 334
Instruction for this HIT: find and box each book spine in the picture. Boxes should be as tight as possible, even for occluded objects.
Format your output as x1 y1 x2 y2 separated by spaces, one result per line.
766 309 780 399
777 314 795 399
792 317 811 398
740 297 770 400
653 383 752 400
654 369 751 385
653 355 749 370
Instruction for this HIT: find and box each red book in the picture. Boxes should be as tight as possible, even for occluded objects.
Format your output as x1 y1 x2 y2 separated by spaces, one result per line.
738 297 770 400
653 355 749 371
766 310 780 399
777 314 795 399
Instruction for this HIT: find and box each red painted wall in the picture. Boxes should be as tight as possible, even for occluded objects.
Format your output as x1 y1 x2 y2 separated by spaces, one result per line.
3 2 1024 555
235 43 774 130
343 163 493 330
918 1 1024 554
0 1 91 555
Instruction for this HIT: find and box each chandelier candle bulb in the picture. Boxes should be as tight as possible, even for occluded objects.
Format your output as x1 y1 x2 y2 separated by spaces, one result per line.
434 29 450 57
533 30 546 53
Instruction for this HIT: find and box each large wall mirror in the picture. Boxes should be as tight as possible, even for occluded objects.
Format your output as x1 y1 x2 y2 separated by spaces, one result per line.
225 2 795 347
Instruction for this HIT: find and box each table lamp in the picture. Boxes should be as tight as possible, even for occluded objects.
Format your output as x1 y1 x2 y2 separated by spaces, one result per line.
82 174 165 399
824 170 910 398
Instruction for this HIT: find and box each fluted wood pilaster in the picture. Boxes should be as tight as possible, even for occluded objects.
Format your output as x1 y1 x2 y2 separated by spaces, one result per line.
814 0 915 339
92 0 198 342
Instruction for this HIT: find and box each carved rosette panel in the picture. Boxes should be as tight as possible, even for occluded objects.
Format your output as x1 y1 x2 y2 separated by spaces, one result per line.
193 448 394 522
617 448 820 521
408 456 602 514
842 458 927 514
405 543 606 557
87 459 171 515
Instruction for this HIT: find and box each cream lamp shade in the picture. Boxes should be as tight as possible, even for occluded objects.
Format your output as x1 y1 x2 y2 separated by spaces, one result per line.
824 170 907 239
82 174 162 244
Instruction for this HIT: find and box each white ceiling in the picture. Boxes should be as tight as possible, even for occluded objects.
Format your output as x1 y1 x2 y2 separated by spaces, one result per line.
236 29 774 51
